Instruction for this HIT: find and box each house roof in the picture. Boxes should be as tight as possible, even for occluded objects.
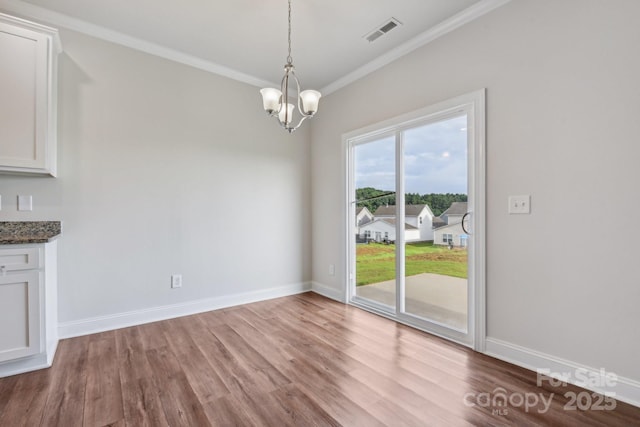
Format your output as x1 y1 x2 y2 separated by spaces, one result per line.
356 207 372 216
381 218 418 230
434 221 466 233
374 204 431 217
432 217 447 229
361 218 418 230
441 202 468 217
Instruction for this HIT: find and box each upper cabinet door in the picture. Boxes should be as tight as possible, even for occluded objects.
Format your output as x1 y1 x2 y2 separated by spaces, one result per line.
0 14 60 177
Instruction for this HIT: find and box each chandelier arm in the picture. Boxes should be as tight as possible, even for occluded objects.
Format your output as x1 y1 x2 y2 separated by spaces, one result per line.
292 69 306 117
280 71 288 101
292 115 309 131
283 75 288 104
279 115 308 133
280 74 287 113
281 67 291 124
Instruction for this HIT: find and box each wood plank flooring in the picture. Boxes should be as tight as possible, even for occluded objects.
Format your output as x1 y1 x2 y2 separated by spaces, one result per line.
1 292 639 426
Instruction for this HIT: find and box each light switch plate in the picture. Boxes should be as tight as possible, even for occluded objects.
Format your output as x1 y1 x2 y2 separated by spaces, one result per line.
508 195 530 214
18 195 33 211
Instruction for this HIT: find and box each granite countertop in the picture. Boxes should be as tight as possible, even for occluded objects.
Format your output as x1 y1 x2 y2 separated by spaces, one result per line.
0 221 62 244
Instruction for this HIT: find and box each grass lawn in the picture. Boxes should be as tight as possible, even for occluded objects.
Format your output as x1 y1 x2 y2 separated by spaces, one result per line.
356 241 467 286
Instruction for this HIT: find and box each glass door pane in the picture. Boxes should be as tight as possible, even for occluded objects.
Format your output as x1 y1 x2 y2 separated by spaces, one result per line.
353 136 396 311
402 115 469 331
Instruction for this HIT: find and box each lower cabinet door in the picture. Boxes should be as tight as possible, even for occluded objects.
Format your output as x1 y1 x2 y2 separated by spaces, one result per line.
0 272 41 362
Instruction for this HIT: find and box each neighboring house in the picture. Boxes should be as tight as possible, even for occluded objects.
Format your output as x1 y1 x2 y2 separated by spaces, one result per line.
355 207 374 228
433 222 468 247
373 204 435 241
434 201 468 247
440 202 468 226
359 218 420 243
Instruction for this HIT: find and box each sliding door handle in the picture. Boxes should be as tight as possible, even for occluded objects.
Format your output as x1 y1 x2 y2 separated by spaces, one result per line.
462 212 471 235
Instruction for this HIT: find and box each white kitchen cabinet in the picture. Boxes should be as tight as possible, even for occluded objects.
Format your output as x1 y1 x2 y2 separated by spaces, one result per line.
0 271 41 362
0 13 61 176
0 242 58 377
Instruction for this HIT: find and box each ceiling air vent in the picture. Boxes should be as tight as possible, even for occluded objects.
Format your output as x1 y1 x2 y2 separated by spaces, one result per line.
364 18 402 43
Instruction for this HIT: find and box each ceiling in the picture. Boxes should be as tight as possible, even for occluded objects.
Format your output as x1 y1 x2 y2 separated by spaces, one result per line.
0 0 509 94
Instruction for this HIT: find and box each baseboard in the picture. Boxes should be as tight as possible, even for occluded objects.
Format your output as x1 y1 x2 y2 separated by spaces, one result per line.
45 337 58 366
58 282 312 339
0 329 60 378
0 352 50 378
311 281 344 302
485 337 640 409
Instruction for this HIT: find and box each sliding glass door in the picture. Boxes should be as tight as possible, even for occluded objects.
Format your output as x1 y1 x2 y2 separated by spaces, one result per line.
402 116 469 332
352 134 396 311
347 91 485 348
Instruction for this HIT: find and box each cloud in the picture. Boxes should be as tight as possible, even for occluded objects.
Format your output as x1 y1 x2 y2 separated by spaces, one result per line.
354 115 468 194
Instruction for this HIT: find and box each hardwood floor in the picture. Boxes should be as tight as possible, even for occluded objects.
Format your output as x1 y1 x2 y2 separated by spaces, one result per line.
0 292 639 426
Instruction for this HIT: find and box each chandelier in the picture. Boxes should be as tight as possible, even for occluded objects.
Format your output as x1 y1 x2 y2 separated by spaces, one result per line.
260 0 321 133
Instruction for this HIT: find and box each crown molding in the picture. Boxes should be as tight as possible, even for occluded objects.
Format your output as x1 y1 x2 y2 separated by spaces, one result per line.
0 11 61 52
0 0 510 94
320 0 512 95
0 0 277 89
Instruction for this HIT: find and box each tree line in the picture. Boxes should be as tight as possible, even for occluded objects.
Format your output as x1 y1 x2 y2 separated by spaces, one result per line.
356 187 467 217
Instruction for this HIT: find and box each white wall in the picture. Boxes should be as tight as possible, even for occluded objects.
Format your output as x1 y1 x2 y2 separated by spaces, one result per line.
416 212 435 242
0 28 311 325
311 0 640 384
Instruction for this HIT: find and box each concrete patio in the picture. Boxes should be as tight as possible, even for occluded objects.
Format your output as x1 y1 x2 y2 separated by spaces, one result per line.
356 273 467 330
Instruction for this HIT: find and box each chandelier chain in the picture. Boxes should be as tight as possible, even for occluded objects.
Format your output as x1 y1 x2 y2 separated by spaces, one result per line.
287 0 292 64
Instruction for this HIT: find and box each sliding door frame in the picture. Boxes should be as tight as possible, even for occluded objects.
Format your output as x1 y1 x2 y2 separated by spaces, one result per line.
343 89 486 351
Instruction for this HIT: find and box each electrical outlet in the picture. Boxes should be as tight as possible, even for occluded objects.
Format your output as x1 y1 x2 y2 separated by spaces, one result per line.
171 274 182 288
329 264 335 276
508 195 531 214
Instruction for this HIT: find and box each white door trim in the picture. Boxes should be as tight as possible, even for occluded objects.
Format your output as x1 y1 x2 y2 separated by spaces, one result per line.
343 89 486 351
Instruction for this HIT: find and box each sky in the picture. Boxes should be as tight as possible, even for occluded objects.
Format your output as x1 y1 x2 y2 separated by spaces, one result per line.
354 115 467 195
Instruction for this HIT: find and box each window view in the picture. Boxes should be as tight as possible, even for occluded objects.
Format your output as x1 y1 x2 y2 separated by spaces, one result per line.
353 115 468 330
403 115 468 331
353 135 396 309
